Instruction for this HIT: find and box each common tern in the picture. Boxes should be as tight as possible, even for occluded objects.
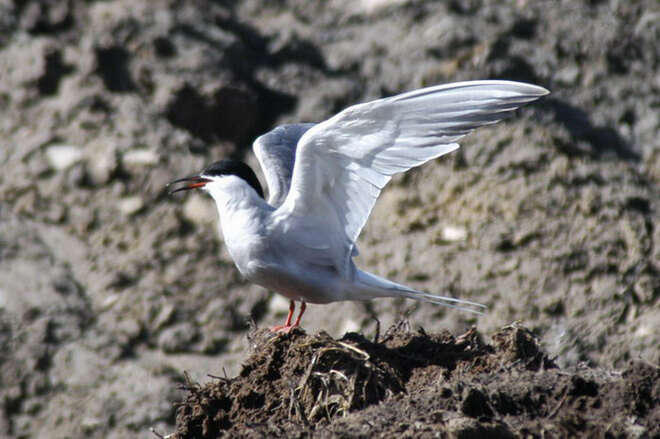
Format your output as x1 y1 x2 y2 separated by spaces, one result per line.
168 80 549 331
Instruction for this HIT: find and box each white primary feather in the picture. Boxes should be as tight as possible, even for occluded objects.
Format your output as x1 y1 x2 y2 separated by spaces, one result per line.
275 80 549 274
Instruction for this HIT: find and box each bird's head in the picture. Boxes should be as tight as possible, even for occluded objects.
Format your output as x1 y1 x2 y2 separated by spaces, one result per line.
167 159 264 198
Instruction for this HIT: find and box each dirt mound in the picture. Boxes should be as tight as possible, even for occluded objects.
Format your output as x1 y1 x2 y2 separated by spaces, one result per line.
172 324 658 438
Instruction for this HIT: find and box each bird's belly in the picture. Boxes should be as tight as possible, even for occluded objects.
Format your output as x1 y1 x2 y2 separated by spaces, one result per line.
223 224 347 304
245 259 344 304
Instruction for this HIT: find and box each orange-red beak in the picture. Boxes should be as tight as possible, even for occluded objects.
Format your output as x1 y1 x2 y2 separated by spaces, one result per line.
167 176 212 194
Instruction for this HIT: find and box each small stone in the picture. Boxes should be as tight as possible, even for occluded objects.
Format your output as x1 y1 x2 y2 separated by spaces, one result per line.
101 294 120 309
80 416 102 434
123 149 159 166
555 65 580 86
152 303 175 330
497 257 520 275
86 141 118 185
441 225 468 242
45 144 83 171
117 196 144 216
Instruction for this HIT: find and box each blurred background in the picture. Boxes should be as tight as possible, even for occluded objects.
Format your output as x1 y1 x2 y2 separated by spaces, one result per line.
0 0 657 437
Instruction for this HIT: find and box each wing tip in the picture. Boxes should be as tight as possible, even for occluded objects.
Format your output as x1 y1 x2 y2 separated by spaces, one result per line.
393 80 550 103
468 80 550 98
518 82 550 97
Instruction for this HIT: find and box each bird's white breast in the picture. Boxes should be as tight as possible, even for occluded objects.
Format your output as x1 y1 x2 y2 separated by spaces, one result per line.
218 207 269 279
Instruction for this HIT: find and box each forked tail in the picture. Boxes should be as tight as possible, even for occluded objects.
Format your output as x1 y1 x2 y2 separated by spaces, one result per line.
355 269 486 314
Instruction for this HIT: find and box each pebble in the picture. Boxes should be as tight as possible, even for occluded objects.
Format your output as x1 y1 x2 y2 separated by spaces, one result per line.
87 153 117 186
117 196 144 216
441 225 468 242
152 303 176 330
101 294 120 309
45 144 83 170
86 140 118 185
122 149 159 166
555 65 580 86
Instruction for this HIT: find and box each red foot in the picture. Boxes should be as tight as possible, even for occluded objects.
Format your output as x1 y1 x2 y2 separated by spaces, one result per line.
270 324 296 333
269 301 307 333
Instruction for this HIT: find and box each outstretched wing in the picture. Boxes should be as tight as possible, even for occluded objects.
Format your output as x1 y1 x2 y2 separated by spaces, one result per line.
277 80 549 273
253 123 315 207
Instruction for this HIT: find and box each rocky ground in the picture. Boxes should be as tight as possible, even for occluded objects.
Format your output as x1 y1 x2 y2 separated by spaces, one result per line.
0 0 658 438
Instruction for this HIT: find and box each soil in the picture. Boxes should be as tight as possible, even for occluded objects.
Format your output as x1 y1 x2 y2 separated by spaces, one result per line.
172 323 659 438
0 0 658 438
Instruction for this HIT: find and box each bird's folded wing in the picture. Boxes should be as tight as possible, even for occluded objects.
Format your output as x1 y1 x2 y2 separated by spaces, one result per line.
277 80 549 273
253 123 315 207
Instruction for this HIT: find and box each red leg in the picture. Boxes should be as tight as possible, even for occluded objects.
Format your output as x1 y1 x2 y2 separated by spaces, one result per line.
292 301 306 327
270 300 295 332
284 300 295 327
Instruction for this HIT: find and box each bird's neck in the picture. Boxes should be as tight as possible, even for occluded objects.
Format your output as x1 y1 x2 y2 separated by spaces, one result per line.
206 176 272 237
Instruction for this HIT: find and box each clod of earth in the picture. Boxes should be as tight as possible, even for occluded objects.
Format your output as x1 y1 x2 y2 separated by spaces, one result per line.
170 323 659 438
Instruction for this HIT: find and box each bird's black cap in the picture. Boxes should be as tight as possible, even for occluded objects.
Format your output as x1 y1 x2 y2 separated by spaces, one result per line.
168 159 265 198
202 159 265 198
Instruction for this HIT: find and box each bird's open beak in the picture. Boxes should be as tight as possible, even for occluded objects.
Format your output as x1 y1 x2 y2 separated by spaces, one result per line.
167 175 212 194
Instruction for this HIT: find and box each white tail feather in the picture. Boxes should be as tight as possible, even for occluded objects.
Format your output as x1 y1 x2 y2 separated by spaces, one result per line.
355 269 486 315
